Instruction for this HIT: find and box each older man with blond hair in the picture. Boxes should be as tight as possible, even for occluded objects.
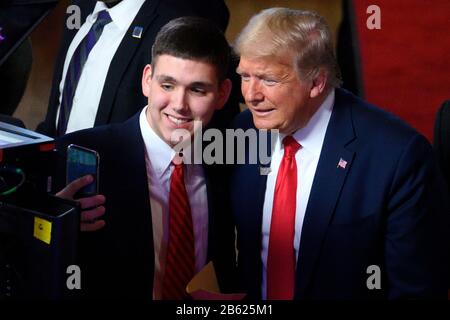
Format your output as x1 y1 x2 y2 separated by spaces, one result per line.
230 7 449 300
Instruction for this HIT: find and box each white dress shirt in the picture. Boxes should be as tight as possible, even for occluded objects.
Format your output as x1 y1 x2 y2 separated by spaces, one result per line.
56 0 145 134
261 90 335 299
139 107 209 300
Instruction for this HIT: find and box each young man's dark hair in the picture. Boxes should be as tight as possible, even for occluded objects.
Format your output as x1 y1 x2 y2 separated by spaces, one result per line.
151 16 230 81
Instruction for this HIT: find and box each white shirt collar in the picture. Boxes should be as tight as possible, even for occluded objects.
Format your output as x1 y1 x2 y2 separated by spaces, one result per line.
91 0 146 31
278 89 335 157
140 106 177 179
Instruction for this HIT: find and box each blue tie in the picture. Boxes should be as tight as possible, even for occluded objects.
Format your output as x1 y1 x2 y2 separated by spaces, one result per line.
57 10 112 136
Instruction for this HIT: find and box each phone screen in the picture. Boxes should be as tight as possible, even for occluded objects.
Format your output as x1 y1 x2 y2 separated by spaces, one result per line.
66 144 99 197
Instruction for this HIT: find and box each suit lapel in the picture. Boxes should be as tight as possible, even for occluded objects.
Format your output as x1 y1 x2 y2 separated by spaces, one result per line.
113 113 154 289
254 131 274 240
295 89 356 298
59 1 94 78
246 132 273 298
46 1 95 135
253 161 270 249
202 164 215 259
95 0 160 125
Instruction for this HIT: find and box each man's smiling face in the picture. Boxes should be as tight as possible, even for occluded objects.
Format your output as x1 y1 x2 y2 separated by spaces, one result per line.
142 54 230 146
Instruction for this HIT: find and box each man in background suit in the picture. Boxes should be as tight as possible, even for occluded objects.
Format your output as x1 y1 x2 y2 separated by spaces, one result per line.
38 0 238 136
55 17 235 299
230 8 449 299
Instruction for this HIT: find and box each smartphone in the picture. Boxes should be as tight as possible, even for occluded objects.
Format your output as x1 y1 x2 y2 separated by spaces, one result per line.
66 144 99 197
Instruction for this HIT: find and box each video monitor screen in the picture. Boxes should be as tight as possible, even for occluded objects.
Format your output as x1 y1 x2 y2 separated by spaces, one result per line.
0 121 52 149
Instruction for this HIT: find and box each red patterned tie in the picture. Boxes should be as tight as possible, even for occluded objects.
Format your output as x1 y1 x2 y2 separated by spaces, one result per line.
267 136 301 300
162 158 195 300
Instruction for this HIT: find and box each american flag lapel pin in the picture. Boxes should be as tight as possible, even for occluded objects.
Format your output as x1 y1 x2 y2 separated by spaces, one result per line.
337 158 348 169
132 26 143 39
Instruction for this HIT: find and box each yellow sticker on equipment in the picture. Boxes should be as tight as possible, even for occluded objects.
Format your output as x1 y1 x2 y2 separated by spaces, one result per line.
34 217 52 244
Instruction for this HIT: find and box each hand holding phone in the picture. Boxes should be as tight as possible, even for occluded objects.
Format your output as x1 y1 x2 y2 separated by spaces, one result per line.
56 174 106 232
66 144 99 198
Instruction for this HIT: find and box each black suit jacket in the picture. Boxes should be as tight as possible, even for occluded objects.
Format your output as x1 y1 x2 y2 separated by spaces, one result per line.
39 0 238 136
55 112 236 299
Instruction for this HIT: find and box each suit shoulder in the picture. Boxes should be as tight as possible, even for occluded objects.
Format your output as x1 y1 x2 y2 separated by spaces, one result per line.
231 109 255 130
338 89 428 146
56 122 123 153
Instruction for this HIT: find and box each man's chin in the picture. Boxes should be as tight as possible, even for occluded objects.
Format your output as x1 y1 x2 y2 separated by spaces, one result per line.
168 129 193 146
253 118 278 131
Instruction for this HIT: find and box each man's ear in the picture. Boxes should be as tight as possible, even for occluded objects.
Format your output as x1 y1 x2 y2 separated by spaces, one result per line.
141 64 152 98
310 69 328 98
216 78 232 110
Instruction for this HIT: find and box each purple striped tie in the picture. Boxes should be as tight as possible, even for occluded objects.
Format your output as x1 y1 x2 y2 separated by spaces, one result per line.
57 10 112 136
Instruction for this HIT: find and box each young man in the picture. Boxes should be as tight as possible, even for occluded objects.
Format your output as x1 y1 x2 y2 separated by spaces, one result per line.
230 8 449 299
56 16 235 299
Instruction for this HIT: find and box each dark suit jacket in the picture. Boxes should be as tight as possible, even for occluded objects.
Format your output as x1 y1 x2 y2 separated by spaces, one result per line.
39 0 239 136
230 88 450 299
434 100 450 191
55 112 236 299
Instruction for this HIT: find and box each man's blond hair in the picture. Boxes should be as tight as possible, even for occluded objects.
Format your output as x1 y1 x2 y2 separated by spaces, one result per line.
234 7 342 88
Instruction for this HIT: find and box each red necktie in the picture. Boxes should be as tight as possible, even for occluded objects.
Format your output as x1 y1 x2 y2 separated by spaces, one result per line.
161 158 195 300
267 136 301 300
